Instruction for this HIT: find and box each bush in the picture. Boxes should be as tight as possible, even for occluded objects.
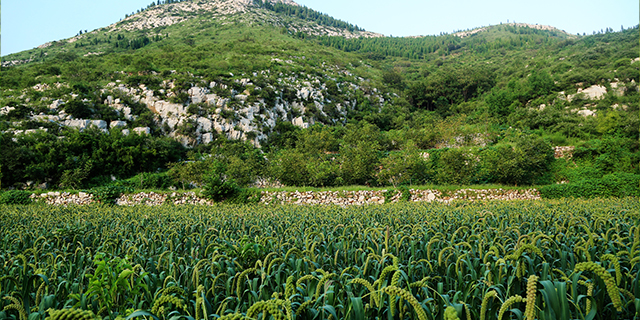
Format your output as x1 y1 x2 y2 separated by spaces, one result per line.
229 189 262 204
429 148 476 185
201 175 240 202
539 173 640 198
90 185 133 204
126 172 174 189
477 136 554 185
398 185 411 202
383 189 398 201
0 190 32 205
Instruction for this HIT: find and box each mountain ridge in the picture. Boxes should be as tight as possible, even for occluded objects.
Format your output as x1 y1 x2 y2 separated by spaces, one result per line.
3 0 382 65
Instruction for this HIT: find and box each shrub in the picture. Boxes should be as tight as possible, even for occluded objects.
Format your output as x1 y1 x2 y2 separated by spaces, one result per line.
228 189 262 204
398 185 411 202
383 189 398 201
90 185 133 204
477 136 554 185
201 175 240 202
0 190 32 205
431 148 477 185
539 173 640 198
126 172 174 189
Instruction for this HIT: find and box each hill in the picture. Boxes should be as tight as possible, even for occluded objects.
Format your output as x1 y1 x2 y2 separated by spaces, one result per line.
0 0 638 192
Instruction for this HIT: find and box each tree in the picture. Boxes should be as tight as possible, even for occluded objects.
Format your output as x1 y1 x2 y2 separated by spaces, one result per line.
338 123 382 185
527 70 554 98
377 143 426 187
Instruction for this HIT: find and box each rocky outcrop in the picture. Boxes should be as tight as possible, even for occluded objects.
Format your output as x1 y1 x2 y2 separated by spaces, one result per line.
568 84 607 101
108 0 381 39
554 146 575 159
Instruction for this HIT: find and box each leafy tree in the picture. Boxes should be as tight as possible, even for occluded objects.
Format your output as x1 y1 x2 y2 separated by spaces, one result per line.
270 148 309 186
167 160 211 189
527 70 554 98
64 99 93 119
338 123 382 185
377 143 426 187
382 69 405 90
201 162 240 202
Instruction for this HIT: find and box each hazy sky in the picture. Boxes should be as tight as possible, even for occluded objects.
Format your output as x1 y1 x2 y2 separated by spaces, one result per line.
2 0 638 56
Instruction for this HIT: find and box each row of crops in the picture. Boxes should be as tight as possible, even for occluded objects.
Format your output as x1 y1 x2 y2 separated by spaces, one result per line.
0 199 639 320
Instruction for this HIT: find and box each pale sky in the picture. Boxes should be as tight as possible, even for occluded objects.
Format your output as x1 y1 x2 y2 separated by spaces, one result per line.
2 0 638 56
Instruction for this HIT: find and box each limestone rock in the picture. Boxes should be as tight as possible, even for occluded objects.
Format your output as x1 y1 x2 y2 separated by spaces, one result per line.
110 120 127 128
63 119 91 130
568 85 607 101
577 109 596 117
201 133 215 144
91 120 108 130
133 127 151 135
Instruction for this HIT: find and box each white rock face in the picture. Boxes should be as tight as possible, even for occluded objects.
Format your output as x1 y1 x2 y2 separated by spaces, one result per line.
610 82 625 96
201 133 214 144
110 121 127 128
577 109 596 117
568 85 607 101
122 129 131 136
197 117 213 133
133 127 151 135
292 116 309 129
91 120 108 130
49 99 65 110
188 87 210 104
63 119 91 130
24 129 48 135
0 106 15 115
153 101 186 118
612 104 629 111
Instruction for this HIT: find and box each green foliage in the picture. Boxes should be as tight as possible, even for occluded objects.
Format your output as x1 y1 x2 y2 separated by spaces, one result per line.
429 148 477 185
406 65 495 115
59 160 93 189
572 137 639 176
485 85 521 119
0 190 32 205
338 123 382 185
167 160 211 189
378 147 426 187
0 4 638 194
125 172 174 189
397 185 411 201
257 0 364 32
89 185 133 204
539 173 640 198
0 129 186 189
478 135 555 185
527 70 555 97
202 175 240 202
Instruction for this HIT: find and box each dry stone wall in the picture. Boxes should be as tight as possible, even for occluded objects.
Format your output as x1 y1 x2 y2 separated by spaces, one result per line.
260 188 540 205
30 188 540 206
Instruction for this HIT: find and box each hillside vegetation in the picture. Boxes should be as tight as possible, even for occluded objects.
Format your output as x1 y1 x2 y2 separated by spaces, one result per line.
0 0 638 195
